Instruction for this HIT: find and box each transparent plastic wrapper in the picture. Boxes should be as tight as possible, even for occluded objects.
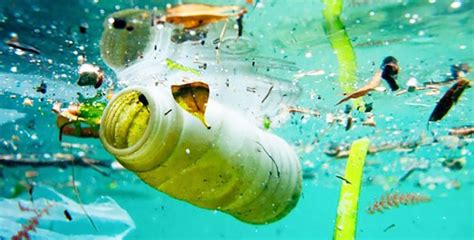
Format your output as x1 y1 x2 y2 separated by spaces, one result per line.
100 9 301 125
99 86 302 224
0 186 135 240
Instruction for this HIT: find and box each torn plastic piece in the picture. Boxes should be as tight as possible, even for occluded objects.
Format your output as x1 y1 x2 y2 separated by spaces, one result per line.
0 186 135 240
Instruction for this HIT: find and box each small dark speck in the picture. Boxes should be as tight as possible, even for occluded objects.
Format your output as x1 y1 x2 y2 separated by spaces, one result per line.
383 224 395 232
112 18 127 29
79 24 88 34
164 109 172 116
64 209 72 221
336 175 351 184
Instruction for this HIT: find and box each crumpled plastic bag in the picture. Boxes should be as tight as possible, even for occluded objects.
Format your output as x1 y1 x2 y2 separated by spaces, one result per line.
0 186 135 240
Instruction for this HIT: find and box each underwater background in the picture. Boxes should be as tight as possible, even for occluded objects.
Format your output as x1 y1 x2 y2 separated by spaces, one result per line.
0 0 473 239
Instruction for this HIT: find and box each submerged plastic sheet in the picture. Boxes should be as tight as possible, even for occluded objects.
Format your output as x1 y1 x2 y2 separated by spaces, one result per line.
104 21 301 126
0 186 135 240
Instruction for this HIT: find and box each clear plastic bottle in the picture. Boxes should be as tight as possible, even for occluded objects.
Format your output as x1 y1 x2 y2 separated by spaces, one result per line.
99 9 302 224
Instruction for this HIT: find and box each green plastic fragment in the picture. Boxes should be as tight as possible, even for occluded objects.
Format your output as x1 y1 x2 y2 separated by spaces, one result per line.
322 0 365 111
77 101 106 127
165 58 201 76
333 138 370 240
263 116 271 129
8 182 28 199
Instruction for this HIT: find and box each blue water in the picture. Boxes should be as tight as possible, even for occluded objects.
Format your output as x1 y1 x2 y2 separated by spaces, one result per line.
0 0 473 239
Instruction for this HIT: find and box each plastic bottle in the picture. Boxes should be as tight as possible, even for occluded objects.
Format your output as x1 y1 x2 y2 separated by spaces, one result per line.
99 85 302 224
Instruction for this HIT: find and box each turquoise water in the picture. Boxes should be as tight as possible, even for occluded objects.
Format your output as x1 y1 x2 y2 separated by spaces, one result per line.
0 0 473 239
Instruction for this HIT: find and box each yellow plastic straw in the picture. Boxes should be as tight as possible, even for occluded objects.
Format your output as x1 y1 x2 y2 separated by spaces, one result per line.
333 138 370 240
322 0 365 111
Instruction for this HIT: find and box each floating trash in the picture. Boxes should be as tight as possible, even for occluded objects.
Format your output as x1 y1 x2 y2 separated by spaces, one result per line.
0 0 473 239
0 186 135 239
77 64 104 88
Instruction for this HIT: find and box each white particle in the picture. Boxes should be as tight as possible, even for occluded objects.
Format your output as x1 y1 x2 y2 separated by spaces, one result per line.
304 52 312 58
10 66 17 73
185 148 190 155
303 160 314 168
409 18 416 24
459 45 466 49
107 17 114 24
321 163 329 170
77 55 85 65
450 1 461 9
369 11 375 16
429 0 436 3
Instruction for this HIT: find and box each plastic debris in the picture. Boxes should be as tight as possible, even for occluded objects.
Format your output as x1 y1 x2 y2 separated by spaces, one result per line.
380 56 400 91
336 68 381 105
165 58 201 76
428 78 471 122
322 0 364 110
35 81 47 94
0 186 135 240
52 99 106 140
171 81 211 129
6 33 41 55
442 157 466 171
449 126 474 137
293 69 325 81
159 4 247 30
77 64 104 88
22 98 33 107
333 138 370 240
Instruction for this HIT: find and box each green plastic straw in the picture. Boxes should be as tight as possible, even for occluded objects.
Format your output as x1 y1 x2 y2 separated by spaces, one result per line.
333 138 370 240
322 0 365 111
